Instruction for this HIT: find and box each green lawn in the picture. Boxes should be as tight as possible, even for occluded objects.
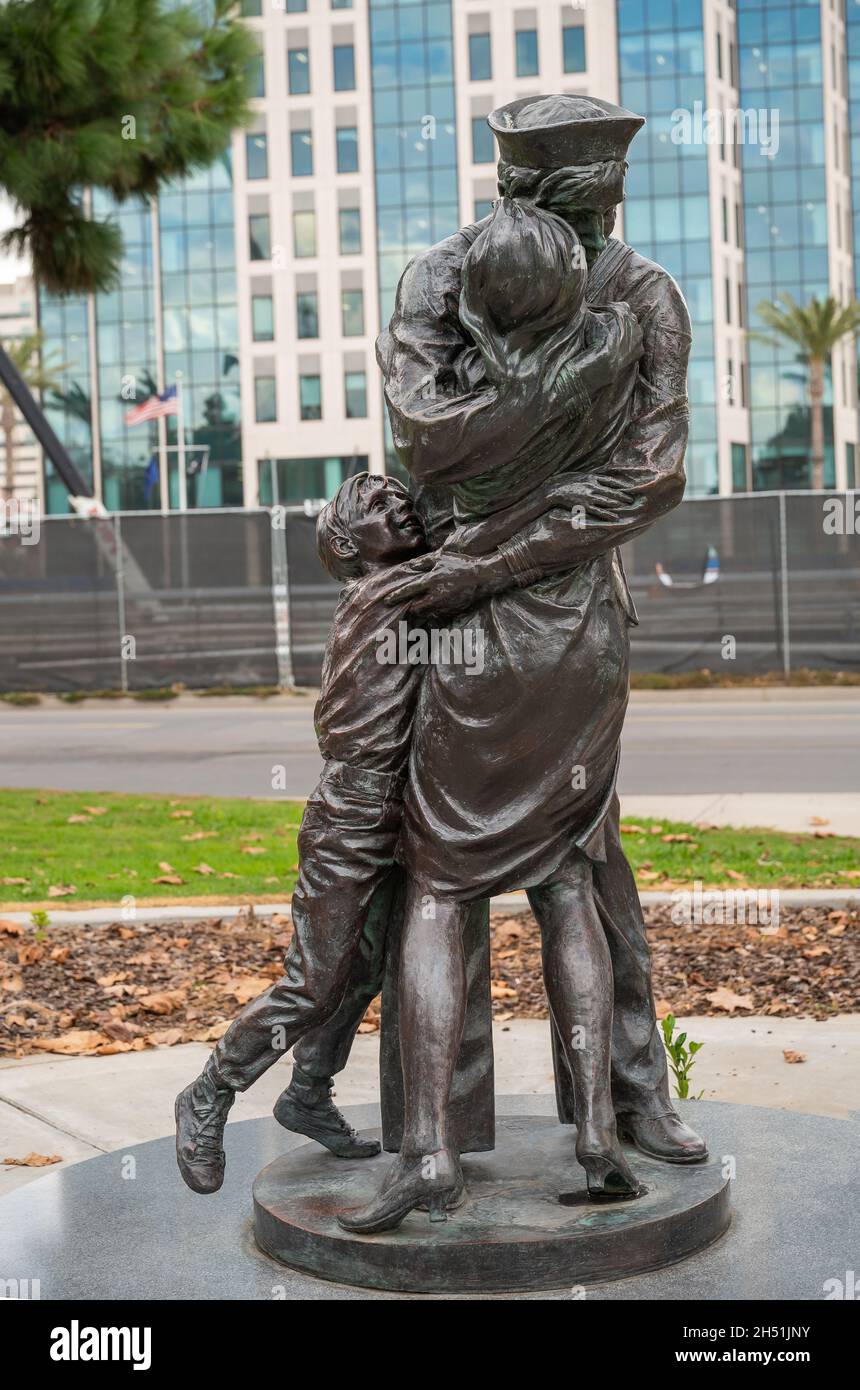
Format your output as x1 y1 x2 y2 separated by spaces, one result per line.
0 788 858 908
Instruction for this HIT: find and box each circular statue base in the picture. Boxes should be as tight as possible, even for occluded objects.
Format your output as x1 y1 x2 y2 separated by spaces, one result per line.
253 1114 731 1294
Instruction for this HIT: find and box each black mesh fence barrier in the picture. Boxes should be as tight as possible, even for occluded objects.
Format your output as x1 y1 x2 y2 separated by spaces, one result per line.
0 494 856 692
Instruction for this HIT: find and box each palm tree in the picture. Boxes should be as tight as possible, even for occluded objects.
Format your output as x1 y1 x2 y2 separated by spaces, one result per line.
0 331 65 501
750 294 860 491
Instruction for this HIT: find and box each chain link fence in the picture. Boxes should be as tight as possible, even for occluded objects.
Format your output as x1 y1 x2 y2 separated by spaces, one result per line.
0 493 857 692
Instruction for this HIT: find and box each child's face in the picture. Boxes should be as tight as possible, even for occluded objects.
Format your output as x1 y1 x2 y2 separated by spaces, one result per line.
350 476 425 568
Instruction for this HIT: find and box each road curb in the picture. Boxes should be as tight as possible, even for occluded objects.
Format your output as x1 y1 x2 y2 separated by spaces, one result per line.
2 887 857 927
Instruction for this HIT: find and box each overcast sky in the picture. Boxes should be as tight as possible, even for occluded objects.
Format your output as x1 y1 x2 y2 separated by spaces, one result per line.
0 194 31 284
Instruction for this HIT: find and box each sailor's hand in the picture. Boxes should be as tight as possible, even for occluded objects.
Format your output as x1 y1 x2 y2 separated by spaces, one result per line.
563 304 643 402
385 550 509 617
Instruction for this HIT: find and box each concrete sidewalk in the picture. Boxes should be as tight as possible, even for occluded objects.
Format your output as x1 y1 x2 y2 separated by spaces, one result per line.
2 1014 858 1195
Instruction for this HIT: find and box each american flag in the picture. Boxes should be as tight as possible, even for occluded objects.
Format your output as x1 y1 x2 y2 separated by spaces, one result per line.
124 385 179 427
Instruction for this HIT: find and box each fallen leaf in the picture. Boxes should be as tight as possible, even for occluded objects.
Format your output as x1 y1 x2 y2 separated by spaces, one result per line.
185 1020 229 1042
620 823 649 835
17 944 45 966
219 872 239 879
47 885 76 898
661 832 697 843
169 810 193 820
638 869 660 881
490 980 517 1000
181 831 218 842
84 807 108 816
1 877 28 886
3 1152 63 1167
241 846 267 856
152 875 184 885
67 815 90 824
147 1027 183 1047
32 1030 111 1055
138 988 187 1015
808 816 830 827
50 946 70 963
227 976 272 1005
783 1050 806 1064
194 863 216 876
654 998 674 1019
706 986 754 1013
158 861 175 874
0 919 24 936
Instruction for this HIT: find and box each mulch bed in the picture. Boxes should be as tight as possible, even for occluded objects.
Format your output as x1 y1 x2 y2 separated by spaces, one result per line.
1 904 858 1058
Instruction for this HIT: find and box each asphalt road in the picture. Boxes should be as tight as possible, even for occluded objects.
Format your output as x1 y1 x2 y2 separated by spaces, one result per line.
0 693 857 799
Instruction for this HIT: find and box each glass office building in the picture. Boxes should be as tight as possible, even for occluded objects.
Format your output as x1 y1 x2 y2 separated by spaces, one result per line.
618 0 719 495
31 0 860 509
39 161 242 514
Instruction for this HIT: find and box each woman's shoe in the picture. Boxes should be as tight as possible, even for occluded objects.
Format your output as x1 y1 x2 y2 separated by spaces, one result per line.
576 1121 643 1200
337 1148 463 1235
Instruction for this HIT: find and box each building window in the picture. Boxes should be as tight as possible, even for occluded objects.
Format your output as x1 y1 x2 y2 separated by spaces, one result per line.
338 207 361 254
288 47 311 95
299 374 322 420
336 126 359 173
472 117 495 164
562 26 585 73
846 443 856 490
297 290 319 338
252 294 274 341
291 129 313 177
731 443 748 492
331 0 353 8
342 288 365 336
515 29 538 77
474 199 494 221
255 376 276 423
293 209 316 258
721 196 728 243
345 369 367 418
333 44 356 91
249 213 271 261
286 0 307 10
246 133 268 180
250 49 265 98
241 0 262 15
724 277 731 324
469 33 491 81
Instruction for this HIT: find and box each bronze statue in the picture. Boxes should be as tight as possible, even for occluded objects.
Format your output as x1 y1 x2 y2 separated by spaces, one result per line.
176 94 706 1235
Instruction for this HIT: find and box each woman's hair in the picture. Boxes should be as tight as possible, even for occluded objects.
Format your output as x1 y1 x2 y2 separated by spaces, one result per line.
315 472 367 581
496 158 627 214
462 196 582 335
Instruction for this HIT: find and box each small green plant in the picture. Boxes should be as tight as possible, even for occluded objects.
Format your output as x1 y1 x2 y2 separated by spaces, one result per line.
30 909 50 931
661 1013 705 1100
130 687 180 702
1 691 41 705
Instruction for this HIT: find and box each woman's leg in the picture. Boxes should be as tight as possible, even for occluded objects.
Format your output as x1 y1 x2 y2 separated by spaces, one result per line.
528 851 640 1196
338 876 469 1232
397 878 469 1157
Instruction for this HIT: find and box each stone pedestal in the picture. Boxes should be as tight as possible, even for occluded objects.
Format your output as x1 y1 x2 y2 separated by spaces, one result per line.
253 1115 730 1294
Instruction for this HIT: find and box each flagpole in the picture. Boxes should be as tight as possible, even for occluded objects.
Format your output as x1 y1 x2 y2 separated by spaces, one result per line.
175 370 187 512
